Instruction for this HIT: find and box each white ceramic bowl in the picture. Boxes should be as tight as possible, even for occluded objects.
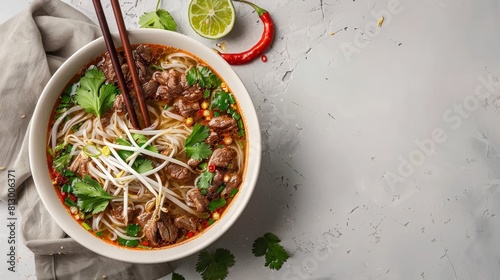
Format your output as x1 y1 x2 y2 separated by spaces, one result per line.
29 29 261 263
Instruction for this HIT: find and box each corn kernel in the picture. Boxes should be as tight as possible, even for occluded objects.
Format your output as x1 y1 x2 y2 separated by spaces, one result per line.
212 212 220 221
185 117 194 127
201 101 209 110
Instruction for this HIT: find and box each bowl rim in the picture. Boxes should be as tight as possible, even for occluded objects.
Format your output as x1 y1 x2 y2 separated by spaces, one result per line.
29 29 261 263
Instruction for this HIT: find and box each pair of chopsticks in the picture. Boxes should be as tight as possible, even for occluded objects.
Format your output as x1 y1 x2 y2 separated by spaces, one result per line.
92 0 151 129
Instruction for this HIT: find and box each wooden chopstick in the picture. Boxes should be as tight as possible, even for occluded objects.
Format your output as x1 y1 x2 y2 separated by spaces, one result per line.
92 0 152 129
110 0 151 128
92 0 140 129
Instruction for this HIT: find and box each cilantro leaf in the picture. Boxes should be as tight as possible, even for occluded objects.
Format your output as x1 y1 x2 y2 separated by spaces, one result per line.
196 248 235 280
73 175 114 214
172 273 185 280
197 171 214 189
125 224 141 237
133 133 158 153
53 153 72 173
75 68 117 117
138 0 176 31
252 232 289 270
211 91 233 111
186 142 213 160
186 65 222 89
117 237 139 247
132 157 153 174
185 123 210 147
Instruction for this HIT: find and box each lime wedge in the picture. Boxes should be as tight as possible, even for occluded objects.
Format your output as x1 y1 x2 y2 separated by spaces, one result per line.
188 0 236 39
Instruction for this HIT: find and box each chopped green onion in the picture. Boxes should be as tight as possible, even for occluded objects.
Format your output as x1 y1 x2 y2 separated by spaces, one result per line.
213 111 221 117
208 198 226 212
217 185 225 194
47 148 54 156
200 212 210 219
96 231 103 237
83 144 102 158
232 112 241 120
207 219 215 226
64 197 77 207
82 222 91 231
163 104 169 110
137 244 152 250
228 94 236 104
229 188 239 198
61 184 73 193
63 170 75 177
200 189 208 195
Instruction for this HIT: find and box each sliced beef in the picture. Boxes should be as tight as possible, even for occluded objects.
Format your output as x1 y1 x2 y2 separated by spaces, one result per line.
174 215 198 232
221 174 242 198
153 70 184 95
205 131 219 145
187 189 209 213
135 211 152 228
207 170 224 199
182 85 204 102
143 212 178 246
208 148 237 168
174 98 200 118
187 158 201 168
113 94 126 113
157 214 179 243
69 152 90 177
111 205 139 223
165 163 192 182
135 44 153 63
208 116 237 132
142 80 160 99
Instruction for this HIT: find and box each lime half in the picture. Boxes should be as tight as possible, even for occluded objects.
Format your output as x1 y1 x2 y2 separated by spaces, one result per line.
188 0 236 39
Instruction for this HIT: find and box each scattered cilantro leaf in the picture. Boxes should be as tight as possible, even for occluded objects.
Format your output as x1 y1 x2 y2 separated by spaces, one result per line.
75 68 117 117
186 142 213 160
197 171 214 189
172 273 185 280
252 232 289 270
125 224 141 237
117 237 140 247
211 91 233 111
132 157 153 174
73 175 114 214
185 123 210 147
196 248 235 280
139 0 176 31
133 133 158 153
53 143 73 172
186 65 222 89
208 198 226 212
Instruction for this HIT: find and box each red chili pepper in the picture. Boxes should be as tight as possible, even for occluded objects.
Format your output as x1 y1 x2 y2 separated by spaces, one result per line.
208 164 216 173
141 240 149 246
69 194 77 202
218 0 274 65
186 231 195 238
61 192 67 200
198 110 204 117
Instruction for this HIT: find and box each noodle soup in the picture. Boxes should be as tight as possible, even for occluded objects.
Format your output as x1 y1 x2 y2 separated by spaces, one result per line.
47 44 246 249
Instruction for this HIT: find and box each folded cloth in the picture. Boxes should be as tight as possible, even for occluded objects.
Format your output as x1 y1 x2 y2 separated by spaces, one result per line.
0 0 172 278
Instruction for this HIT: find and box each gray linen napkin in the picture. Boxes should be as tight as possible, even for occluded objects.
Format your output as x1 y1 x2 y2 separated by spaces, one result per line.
0 0 172 278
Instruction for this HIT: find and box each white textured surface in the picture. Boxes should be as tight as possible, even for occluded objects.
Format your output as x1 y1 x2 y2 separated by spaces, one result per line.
1 0 500 279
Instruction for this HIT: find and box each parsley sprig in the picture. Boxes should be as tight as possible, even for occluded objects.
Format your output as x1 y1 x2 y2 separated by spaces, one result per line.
139 0 176 31
72 175 114 214
252 232 289 270
186 65 222 89
196 248 235 280
185 123 213 160
75 68 117 117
